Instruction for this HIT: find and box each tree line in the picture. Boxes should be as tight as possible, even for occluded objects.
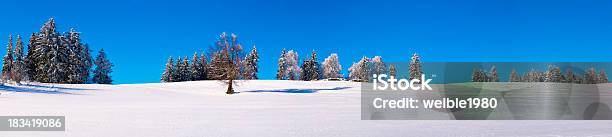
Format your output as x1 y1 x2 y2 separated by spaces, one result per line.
472 65 609 84
276 51 423 82
160 32 259 94
1 18 113 84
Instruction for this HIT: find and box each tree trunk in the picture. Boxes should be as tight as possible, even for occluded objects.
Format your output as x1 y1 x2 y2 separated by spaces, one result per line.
226 79 234 94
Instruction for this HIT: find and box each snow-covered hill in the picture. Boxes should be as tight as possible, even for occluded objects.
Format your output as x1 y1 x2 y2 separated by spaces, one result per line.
1 80 611 137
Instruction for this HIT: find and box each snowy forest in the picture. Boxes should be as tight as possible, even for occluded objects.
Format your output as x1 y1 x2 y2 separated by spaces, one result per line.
472 65 609 84
1 18 113 84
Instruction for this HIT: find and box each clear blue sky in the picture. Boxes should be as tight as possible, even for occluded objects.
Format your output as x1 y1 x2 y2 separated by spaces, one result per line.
0 0 611 84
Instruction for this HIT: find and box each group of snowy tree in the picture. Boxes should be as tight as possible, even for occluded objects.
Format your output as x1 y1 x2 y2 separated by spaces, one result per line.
471 66 499 82
348 56 382 81
509 66 608 84
347 53 420 82
160 33 259 86
473 64 609 84
299 51 320 81
275 50 341 80
161 52 208 82
1 18 113 84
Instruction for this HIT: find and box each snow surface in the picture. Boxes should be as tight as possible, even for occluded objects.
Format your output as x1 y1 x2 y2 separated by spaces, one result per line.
1 80 611 137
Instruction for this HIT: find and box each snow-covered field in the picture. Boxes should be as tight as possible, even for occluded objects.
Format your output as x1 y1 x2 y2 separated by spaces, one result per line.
1 80 612 137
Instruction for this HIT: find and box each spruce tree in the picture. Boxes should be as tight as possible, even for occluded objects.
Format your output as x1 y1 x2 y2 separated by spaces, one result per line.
584 68 597 84
181 57 190 81
545 65 562 83
199 52 208 80
276 49 287 80
2 34 13 82
243 46 259 80
599 69 608 83
25 33 38 81
161 56 174 82
79 44 93 83
299 51 318 81
47 35 70 83
490 65 498 82
92 49 113 84
36 18 61 83
308 51 318 80
300 59 312 81
207 53 223 80
510 68 520 82
12 35 25 84
389 64 397 77
66 28 86 83
173 56 184 81
471 69 486 82
190 52 202 80
409 53 423 81
358 57 370 81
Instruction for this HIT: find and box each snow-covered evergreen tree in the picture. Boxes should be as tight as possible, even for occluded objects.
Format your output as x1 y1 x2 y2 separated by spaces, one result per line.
308 51 319 80
300 50 319 81
599 69 608 83
172 56 182 81
284 50 300 80
47 35 71 83
25 33 38 81
322 53 342 79
180 57 190 81
12 35 25 84
161 56 174 82
207 53 223 80
489 65 498 82
510 68 520 82
65 28 91 84
92 49 113 84
199 52 208 80
174 56 187 81
584 68 597 84
409 53 423 81
471 69 487 82
242 46 259 80
276 49 287 80
545 65 562 83
190 52 202 80
2 34 13 83
79 44 93 83
389 64 397 77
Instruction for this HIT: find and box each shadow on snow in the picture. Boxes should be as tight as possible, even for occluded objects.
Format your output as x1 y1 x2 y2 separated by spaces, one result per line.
0 84 94 95
244 86 353 93
21 84 94 91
